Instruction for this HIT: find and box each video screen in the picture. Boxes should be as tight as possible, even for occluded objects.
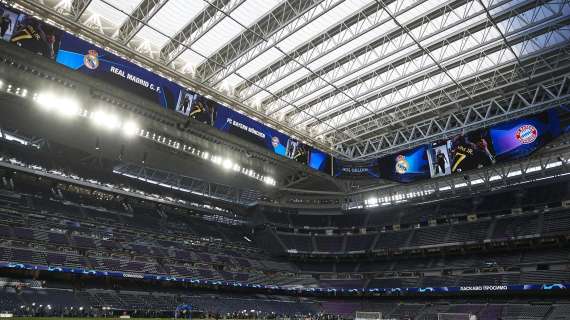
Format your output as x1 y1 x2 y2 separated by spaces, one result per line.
0 5 62 59
488 109 561 161
427 129 494 177
378 145 430 183
309 149 332 173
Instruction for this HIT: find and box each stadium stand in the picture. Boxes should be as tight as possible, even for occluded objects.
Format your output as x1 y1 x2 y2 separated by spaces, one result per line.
0 0 570 317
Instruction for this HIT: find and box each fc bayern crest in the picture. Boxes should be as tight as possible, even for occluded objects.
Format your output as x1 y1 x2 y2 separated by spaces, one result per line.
515 124 538 144
83 50 100 70
395 155 409 174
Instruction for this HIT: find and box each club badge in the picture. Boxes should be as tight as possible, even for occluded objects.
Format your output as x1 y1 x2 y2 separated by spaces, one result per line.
395 155 409 174
515 124 538 144
83 49 100 70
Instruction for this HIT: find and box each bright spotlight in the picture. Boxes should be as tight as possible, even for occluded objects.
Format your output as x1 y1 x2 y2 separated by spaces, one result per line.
36 92 58 111
122 121 139 137
57 97 80 117
263 176 276 186
222 158 233 170
91 110 121 130
211 155 222 165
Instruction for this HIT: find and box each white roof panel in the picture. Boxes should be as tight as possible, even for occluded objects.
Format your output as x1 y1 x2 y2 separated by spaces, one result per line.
277 0 372 53
192 0 281 60
235 47 284 80
134 26 170 48
134 0 207 48
230 0 282 27
191 17 244 58
175 49 207 68
148 0 207 37
85 0 144 28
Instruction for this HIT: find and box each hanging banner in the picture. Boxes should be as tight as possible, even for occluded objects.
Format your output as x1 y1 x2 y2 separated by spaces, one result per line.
214 106 308 164
378 145 430 183
488 109 561 161
55 33 187 111
308 148 332 174
334 159 380 178
426 129 495 178
0 5 63 58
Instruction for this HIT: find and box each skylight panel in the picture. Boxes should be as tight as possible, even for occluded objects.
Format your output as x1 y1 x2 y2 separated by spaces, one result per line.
235 48 284 80
134 27 170 48
191 18 244 58
223 74 244 89
148 0 207 38
394 1 437 25
190 0 281 61
277 0 372 53
175 49 207 69
230 0 282 27
85 0 143 28
134 0 207 48
266 68 312 94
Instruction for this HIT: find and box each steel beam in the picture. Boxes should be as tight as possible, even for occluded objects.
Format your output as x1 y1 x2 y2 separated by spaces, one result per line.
341 71 570 159
114 0 169 45
196 0 340 82
159 0 243 65
346 135 570 208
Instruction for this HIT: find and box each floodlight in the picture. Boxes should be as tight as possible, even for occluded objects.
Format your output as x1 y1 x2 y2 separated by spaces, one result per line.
57 97 80 117
122 120 139 137
211 155 222 165
91 110 121 130
36 92 58 111
263 176 276 185
222 158 233 170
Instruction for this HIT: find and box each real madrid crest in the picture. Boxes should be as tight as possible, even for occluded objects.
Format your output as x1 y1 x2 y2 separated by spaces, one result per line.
395 155 409 174
83 49 100 70
515 124 538 144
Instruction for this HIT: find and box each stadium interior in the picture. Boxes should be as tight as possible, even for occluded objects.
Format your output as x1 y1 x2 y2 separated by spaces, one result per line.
0 0 569 319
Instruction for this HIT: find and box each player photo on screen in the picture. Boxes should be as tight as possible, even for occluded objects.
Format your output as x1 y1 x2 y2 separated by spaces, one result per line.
449 130 495 173
0 5 62 59
286 139 308 164
427 143 451 177
427 130 495 177
175 91 195 117
186 95 216 126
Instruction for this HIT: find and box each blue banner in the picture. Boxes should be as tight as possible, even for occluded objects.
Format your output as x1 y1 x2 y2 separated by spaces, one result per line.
489 108 561 161
214 106 308 163
378 145 430 183
56 33 187 111
308 148 332 173
334 159 379 178
426 128 494 178
0 261 567 295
